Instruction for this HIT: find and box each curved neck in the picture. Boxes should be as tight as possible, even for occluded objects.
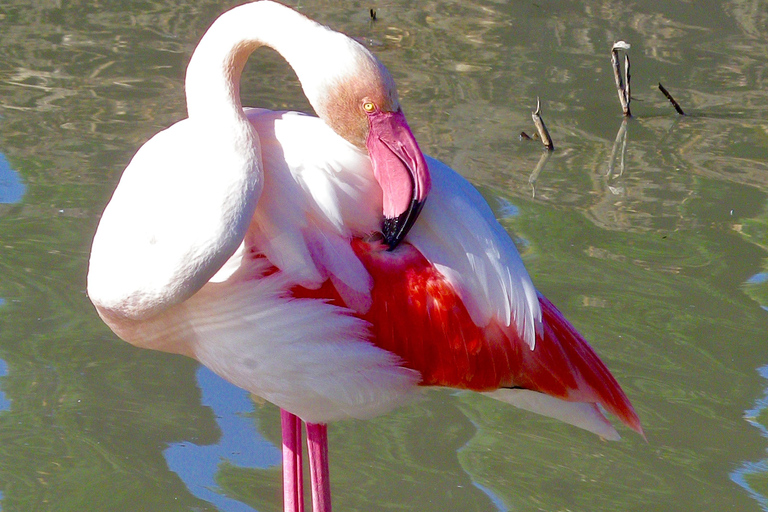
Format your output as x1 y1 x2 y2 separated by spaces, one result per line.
184 1 344 123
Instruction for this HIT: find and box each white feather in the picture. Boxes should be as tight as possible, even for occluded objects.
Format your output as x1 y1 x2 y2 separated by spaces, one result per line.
483 389 621 441
409 157 542 349
182 257 419 422
245 109 378 303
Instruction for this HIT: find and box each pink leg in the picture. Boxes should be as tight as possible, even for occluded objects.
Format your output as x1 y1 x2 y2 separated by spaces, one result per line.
281 409 304 512
306 422 332 512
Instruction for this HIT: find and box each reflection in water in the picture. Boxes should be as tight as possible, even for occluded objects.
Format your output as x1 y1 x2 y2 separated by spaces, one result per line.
496 198 519 220
733 460 768 511
746 273 768 312
0 359 8 412
457 414 509 512
0 358 7 510
527 150 552 199
731 365 768 511
0 153 25 205
164 366 280 512
495 198 531 254
748 273 768 286
469 482 507 512
607 120 628 181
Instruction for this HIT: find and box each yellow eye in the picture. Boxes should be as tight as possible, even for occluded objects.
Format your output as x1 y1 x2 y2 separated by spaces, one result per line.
363 101 376 113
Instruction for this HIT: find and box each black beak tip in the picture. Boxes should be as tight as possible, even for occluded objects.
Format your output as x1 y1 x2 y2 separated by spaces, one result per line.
382 199 426 251
382 216 402 251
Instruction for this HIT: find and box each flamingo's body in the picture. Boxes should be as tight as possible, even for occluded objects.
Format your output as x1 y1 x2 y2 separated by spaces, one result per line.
88 2 641 511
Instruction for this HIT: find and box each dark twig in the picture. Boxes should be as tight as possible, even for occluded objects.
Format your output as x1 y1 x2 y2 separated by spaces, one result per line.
370 8 377 21
532 97 554 150
658 82 685 115
611 41 631 116
624 53 631 110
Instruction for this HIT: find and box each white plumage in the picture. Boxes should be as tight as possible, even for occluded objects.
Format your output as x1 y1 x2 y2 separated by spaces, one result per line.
89 103 542 422
88 2 640 466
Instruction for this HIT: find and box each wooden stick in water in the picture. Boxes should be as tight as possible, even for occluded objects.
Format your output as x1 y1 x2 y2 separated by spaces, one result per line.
611 41 631 117
658 82 685 115
624 53 631 111
532 97 554 150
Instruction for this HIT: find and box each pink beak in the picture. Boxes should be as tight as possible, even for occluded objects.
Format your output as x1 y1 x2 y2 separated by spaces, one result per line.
365 109 431 250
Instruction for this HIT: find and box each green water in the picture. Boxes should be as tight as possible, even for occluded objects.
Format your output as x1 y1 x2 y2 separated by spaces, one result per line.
2 0 768 510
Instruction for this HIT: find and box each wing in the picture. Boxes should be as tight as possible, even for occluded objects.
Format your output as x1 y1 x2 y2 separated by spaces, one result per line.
334 241 643 439
238 108 381 311
409 157 542 349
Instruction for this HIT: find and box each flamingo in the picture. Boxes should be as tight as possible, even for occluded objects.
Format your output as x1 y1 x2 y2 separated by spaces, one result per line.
87 2 643 511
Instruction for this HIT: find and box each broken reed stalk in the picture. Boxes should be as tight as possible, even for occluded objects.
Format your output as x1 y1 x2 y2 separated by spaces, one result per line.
532 97 554 150
658 82 685 115
611 41 631 117
624 53 630 111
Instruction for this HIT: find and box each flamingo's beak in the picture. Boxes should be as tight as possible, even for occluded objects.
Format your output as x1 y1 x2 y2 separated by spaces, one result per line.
365 109 431 250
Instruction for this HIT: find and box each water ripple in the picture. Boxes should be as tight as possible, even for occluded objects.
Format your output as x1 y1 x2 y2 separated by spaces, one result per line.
0 153 24 205
0 359 8 412
730 365 768 511
163 366 280 512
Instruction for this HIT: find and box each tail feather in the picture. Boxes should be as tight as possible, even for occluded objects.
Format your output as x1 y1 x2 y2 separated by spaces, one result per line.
516 294 644 437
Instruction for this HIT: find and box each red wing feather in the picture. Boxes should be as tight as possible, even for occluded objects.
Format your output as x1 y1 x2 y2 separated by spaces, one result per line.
294 239 643 436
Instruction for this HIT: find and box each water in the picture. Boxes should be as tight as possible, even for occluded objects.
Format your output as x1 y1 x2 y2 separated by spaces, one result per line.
163 367 280 512
1 0 768 510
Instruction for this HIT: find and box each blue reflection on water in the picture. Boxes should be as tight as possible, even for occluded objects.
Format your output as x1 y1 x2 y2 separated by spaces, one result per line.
0 153 25 204
730 365 768 511
747 273 768 285
496 198 519 219
457 414 509 512
0 359 10 412
164 366 280 511
0 358 7 511
495 198 531 253
470 480 508 512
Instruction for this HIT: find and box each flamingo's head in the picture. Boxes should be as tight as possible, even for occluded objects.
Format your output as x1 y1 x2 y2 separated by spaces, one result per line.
304 37 431 250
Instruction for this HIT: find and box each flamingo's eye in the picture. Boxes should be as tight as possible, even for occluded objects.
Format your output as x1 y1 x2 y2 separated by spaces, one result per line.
363 101 376 113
